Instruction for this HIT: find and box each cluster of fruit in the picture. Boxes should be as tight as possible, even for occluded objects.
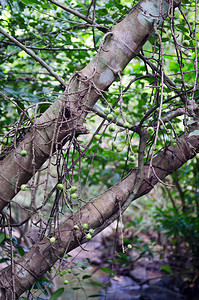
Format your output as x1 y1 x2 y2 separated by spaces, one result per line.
104 107 131 129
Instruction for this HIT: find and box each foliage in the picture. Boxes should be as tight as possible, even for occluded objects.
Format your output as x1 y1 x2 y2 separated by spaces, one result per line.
154 158 199 268
0 0 199 298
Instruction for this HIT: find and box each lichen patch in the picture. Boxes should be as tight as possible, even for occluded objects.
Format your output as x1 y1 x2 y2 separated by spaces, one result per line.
99 69 115 85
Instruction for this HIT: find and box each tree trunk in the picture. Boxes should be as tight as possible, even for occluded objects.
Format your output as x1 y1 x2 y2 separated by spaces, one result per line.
0 124 199 298
0 0 180 211
0 0 185 298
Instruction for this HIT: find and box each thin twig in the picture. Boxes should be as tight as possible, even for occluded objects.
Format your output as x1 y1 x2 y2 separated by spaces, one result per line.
48 0 108 33
0 28 67 87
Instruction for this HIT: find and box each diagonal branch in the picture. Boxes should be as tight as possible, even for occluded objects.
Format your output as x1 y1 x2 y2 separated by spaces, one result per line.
48 0 108 33
0 122 198 298
0 28 67 87
0 0 174 212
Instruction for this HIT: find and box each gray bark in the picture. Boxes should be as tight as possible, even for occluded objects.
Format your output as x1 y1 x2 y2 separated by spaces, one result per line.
0 123 198 299
0 0 184 298
0 0 180 211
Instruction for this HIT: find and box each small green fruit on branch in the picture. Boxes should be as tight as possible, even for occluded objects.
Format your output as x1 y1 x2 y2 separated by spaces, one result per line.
20 149 27 157
50 237 56 243
86 233 92 240
21 184 28 191
95 134 101 140
73 225 79 230
123 122 130 129
57 183 64 190
147 127 155 134
104 108 111 115
68 186 77 193
71 193 77 199
83 223 88 229
59 270 66 276
109 125 115 132
124 244 132 252
107 114 114 121
115 108 120 115
67 269 72 273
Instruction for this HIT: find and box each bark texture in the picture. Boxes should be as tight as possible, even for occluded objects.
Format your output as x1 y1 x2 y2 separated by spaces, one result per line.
0 0 178 211
0 0 184 298
0 124 198 299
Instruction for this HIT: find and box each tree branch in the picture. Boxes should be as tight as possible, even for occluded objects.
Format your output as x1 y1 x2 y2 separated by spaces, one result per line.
0 120 198 298
48 0 108 33
0 0 171 212
0 28 67 87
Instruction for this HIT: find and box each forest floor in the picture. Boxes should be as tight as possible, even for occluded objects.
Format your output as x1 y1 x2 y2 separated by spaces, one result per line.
53 222 198 300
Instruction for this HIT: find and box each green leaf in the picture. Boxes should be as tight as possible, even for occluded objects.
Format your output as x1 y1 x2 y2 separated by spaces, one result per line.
100 267 112 274
21 0 40 4
49 288 64 300
0 258 9 263
82 275 92 280
0 233 5 244
76 261 88 269
160 265 173 274
18 246 25 256
90 281 104 287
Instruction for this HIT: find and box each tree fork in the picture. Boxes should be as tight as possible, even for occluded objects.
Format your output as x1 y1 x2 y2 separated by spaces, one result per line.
0 0 180 212
0 124 198 298
0 0 184 298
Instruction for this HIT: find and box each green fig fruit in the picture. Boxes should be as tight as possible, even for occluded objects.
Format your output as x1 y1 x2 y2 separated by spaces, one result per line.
20 149 27 157
147 127 154 134
107 114 114 121
57 184 64 190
